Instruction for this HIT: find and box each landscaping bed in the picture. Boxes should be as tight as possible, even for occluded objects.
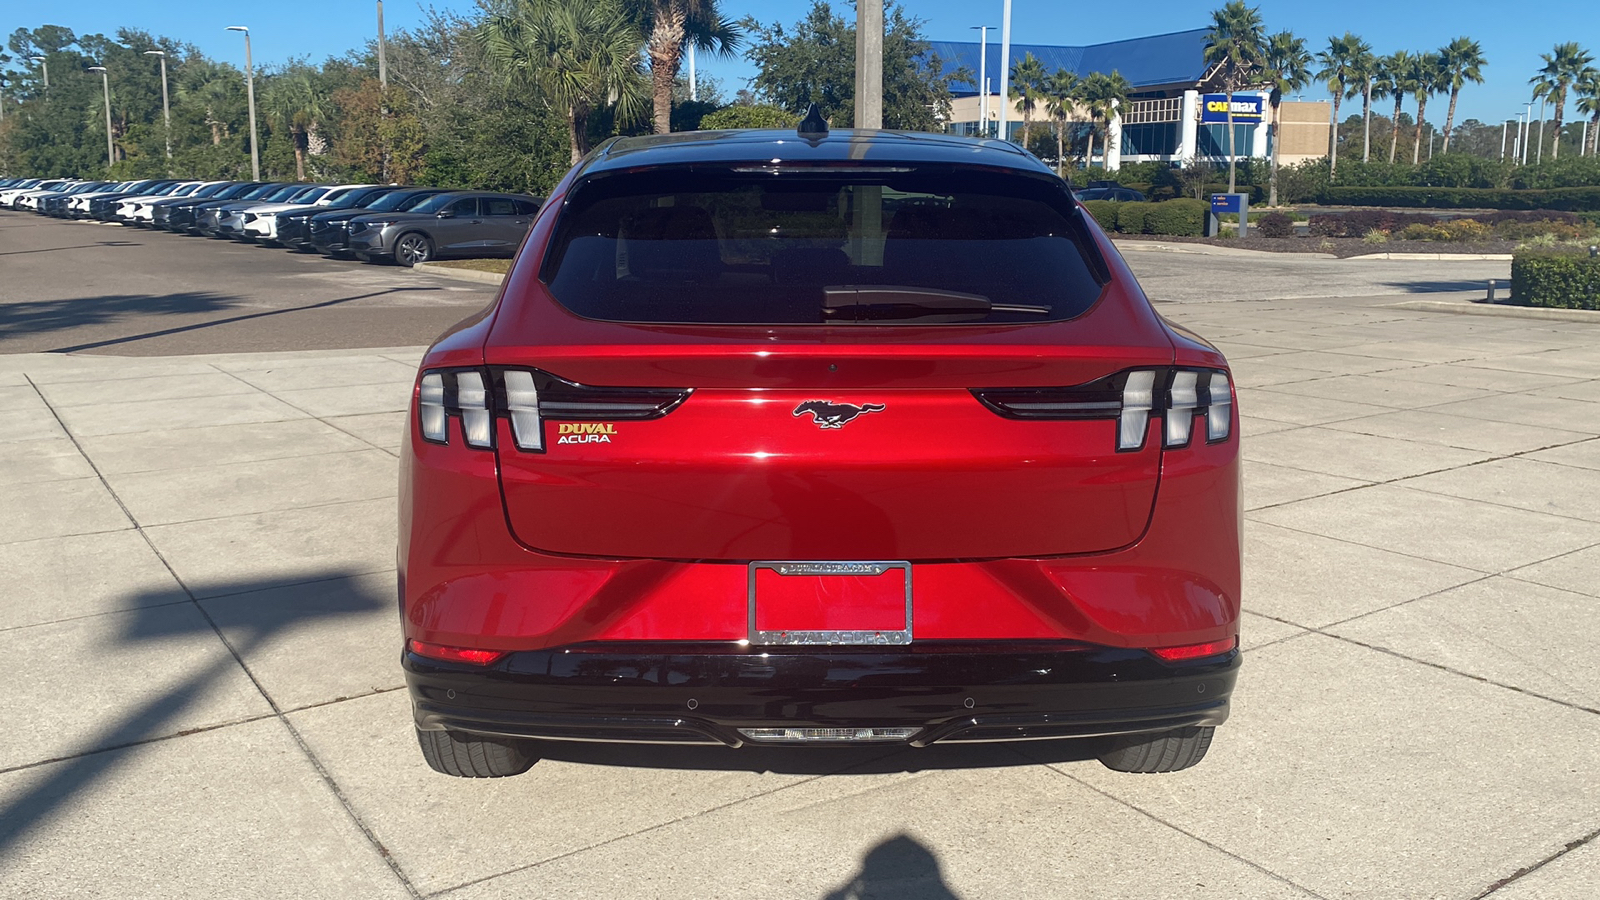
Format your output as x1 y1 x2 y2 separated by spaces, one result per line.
1113 233 1519 258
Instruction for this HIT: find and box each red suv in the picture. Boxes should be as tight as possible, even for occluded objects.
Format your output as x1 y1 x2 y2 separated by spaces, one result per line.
400 122 1240 778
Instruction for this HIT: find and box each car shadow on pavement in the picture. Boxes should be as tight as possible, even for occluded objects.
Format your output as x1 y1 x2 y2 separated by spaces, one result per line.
820 834 963 900
0 569 389 856
41 285 445 354
1380 279 1498 293
0 291 239 341
0 241 138 256
527 732 1102 776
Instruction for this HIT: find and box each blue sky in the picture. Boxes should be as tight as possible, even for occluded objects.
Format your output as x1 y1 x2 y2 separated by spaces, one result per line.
10 0 1592 125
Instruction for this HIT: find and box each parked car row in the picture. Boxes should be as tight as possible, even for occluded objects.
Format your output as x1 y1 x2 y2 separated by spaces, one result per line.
0 176 543 267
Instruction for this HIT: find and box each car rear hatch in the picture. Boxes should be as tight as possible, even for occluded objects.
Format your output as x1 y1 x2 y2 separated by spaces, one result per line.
474 161 1187 562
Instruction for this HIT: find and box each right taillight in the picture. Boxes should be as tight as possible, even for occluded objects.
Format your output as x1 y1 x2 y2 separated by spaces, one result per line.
974 367 1232 452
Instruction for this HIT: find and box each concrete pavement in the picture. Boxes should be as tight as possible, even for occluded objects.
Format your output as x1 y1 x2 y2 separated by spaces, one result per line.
1 292 1598 898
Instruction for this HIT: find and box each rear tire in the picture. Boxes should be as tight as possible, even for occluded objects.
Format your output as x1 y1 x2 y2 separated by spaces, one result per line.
416 727 538 778
1098 726 1214 773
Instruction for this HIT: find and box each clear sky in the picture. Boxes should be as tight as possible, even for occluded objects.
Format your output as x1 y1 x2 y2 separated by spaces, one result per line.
9 0 1591 125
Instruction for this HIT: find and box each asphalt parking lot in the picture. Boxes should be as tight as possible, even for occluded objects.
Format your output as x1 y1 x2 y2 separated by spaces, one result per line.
2 214 1597 898
0 215 495 356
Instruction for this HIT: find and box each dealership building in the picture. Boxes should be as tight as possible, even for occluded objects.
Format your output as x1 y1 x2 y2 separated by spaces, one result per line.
930 28 1331 170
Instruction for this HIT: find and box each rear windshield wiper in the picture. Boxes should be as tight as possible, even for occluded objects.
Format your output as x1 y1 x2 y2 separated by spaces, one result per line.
822 286 1051 321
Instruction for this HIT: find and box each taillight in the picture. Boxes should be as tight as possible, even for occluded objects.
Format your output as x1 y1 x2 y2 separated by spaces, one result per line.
974 367 1232 452
1150 636 1236 662
407 640 504 666
415 367 690 451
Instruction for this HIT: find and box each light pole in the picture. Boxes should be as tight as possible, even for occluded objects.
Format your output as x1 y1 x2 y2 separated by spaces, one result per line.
1535 97 1546 164
1501 119 1508 159
1522 102 1533 164
227 26 261 181
144 50 171 165
853 0 882 128
87 66 114 171
376 0 388 88
997 0 1012 142
30 56 48 92
970 26 992 137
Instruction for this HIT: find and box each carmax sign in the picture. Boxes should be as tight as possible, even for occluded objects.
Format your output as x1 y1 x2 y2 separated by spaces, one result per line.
1201 94 1263 123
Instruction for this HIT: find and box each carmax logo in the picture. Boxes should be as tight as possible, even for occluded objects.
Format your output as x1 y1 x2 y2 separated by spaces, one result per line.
1204 99 1262 119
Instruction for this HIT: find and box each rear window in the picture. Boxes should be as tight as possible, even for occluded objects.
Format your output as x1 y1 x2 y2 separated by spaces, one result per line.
541 167 1106 325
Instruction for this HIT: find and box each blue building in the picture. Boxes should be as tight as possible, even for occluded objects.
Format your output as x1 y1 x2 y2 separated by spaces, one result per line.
930 28 1329 170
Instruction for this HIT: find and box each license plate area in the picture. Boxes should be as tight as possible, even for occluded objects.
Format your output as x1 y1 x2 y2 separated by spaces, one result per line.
748 561 912 646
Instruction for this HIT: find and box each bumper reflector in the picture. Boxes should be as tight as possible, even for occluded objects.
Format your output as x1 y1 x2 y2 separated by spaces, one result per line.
739 727 920 743
1150 637 1237 662
408 640 504 666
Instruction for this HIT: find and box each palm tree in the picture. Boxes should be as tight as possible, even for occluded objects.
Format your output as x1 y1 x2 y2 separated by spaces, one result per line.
1348 44 1377 162
1410 52 1443 163
1530 42 1595 160
1436 37 1486 153
629 0 740 134
480 0 649 164
1042 68 1081 176
1315 32 1367 178
1080 70 1130 170
1203 1 1266 193
263 68 329 181
1263 31 1311 206
1378 50 1415 163
1008 53 1047 149
1577 69 1600 157
177 61 239 147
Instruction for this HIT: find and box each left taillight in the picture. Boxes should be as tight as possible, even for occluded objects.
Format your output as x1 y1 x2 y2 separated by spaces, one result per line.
415 367 690 452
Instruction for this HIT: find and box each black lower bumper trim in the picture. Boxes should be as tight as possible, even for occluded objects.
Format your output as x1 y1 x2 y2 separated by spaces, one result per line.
405 641 1238 748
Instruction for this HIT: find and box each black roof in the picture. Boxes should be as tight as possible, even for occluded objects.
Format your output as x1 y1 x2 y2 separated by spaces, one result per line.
580 128 1054 177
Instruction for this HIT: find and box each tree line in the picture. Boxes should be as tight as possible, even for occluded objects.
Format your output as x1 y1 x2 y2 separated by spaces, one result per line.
1 1 1595 200
0 1 960 191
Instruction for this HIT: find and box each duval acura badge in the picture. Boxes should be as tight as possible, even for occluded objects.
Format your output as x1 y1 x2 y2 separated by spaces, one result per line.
792 400 886 429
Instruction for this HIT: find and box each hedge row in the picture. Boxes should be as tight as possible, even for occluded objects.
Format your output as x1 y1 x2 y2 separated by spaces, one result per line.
1511 252 1600 310
1320 185 1600 211
1081 199 1208 237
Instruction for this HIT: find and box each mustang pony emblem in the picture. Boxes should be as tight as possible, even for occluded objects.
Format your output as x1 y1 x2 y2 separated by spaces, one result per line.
793 401 886 429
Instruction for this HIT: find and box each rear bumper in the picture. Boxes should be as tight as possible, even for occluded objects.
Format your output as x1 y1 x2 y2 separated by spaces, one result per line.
406 641 1238 748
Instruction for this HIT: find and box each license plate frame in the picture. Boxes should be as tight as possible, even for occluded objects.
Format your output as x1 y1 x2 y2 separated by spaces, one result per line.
748 561 912 646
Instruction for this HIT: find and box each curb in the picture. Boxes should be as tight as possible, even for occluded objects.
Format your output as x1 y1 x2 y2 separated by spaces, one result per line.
1388 298 1600 323
1113 241 1333 259
414 262 506 286
1346 252 1514 261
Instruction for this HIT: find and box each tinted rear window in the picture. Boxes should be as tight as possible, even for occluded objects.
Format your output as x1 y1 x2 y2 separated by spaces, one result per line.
541 167 1106 325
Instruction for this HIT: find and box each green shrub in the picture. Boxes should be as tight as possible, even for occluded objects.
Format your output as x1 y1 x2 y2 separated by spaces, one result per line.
1256 211 1294 237
1116 201 1153 234
1511 251 1600 309
1081 200 1118 232
1362 229 1389 244
1143 199 1208 236
1400 223 1442 241
1438 219 1491 242
697 105 797 130
1320 185 1600 211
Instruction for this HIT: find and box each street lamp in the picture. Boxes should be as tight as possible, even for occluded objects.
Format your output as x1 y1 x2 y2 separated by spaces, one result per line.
970 25 993 138
87 65 114 171
997 0 1013 142
30 56 48 91
1535 97 1546 164
227 26 261 181
144 50 171 165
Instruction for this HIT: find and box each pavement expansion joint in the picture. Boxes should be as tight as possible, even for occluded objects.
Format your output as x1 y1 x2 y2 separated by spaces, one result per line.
1033 760 1332 900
